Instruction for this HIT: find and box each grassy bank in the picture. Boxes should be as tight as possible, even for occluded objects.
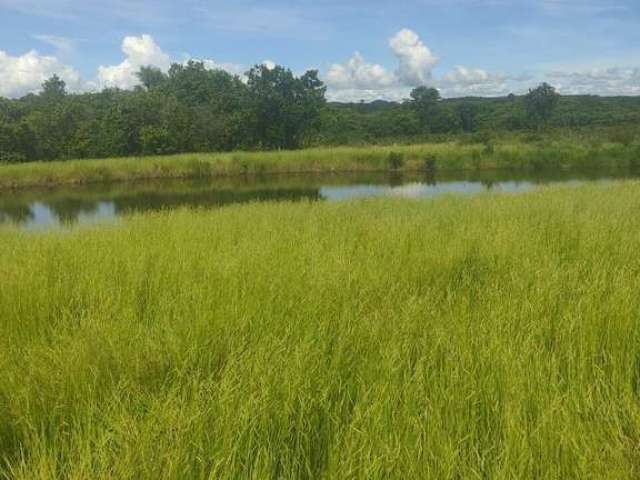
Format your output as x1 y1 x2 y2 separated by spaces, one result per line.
0 139 639 190
2 183 640 478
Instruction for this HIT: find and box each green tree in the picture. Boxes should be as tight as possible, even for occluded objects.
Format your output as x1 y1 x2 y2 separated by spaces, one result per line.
457 102 478 133
136 66 167 91
409 86 441 132
246 64 326 149
162 61 245 109
525 83 560 129
41 75 67 100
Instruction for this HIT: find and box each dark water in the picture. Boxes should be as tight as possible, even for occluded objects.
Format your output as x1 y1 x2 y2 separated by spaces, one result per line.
0 169 637 230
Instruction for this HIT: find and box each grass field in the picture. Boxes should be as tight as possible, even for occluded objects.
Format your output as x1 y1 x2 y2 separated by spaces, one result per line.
1 182 640 478
0 138 638 190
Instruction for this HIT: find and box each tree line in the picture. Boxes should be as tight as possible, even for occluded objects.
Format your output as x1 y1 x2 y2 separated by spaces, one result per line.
0 60 638 163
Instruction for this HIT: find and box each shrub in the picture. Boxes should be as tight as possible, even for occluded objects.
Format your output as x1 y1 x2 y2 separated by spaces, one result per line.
522 133 544 144
387 151 405 170
0 151 27 163
422 154 437 174
608 128 636 146
140 126 176 155
483 141 495 155
187 159 210 178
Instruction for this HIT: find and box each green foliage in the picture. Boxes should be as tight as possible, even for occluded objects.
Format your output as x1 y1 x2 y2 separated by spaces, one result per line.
245 65 326 149
1 140 639 190
422 154 437 173
136 66 168 91
387 151 405 169
409 86 442 132
457 102 478 132
607 127 637 146
525 82 560 129
2 183 640 478
0 68 639 163
40 74 67 100
140 126 175 155
0 151 26 163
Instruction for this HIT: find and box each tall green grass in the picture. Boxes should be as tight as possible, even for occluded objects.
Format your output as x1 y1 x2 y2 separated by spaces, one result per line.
2 183 640 478
1 139 638 190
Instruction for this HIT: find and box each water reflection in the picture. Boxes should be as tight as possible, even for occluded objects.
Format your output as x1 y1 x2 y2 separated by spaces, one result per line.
0 169 637 230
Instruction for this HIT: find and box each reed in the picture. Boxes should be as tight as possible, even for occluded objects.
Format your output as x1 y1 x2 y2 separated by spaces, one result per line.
1 139 638 190
1 182 640 478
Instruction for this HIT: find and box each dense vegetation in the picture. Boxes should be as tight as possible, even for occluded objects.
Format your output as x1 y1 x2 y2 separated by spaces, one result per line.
1 60 639 163
0 138 638 190
1 182 640 478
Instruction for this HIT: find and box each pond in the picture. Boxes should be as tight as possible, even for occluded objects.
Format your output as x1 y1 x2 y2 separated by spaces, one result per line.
0 168 638 230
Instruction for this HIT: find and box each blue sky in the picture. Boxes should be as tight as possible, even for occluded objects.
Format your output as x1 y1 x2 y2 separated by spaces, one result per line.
1 0 639 100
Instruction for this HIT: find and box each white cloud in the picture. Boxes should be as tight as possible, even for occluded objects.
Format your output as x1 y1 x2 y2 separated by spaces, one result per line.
324 28 439 100
326 52 396 90
198 58 246 77
441 66 492 85
546 67 640 95
97 34 170 89
437 65 511 96
326 87 412 103
262 59 276 70
322 28 542 100
0 49 81 97
389 28 438 86
4 27 639 102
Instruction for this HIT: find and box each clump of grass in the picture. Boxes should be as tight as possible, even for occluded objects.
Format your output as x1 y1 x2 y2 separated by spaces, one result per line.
1 182 640 478
422 154 437 174
387 151 405 170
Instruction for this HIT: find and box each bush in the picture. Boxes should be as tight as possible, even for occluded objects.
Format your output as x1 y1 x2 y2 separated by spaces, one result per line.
483 141 495 155
140 126 176 155
0 151 27 163
630 145 640 170
422 154 437 174
608 128 636 146
387 151 405 170
465 131 492 145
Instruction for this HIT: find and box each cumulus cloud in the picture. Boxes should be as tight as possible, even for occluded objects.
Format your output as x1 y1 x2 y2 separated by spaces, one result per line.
323 28 539 100
326 52 396 90
197 58 246 77
324 28 438 100
326 87 413 103
546 67 640 95
0 49 81 97
97 34 170 89
437 65 511 96
389 28 438 86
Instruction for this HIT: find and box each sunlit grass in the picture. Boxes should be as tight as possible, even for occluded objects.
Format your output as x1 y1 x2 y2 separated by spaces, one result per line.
1 182 640 478
0 139 638 190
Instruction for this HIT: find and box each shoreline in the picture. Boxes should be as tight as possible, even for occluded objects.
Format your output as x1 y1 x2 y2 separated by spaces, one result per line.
0 141 637 191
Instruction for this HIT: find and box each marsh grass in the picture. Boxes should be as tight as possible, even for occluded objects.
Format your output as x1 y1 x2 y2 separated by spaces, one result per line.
1 183 640 478
0 140 638 190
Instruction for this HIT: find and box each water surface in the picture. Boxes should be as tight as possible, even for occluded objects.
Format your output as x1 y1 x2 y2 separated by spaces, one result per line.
0 169 637 230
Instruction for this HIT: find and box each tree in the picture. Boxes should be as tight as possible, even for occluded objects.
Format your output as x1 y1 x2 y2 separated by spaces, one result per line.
524 82 560 129
161 61 245 110
409 86 441 132
457 102 478 133
41 75 66 100
245 64 326 149
136 66 167 91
